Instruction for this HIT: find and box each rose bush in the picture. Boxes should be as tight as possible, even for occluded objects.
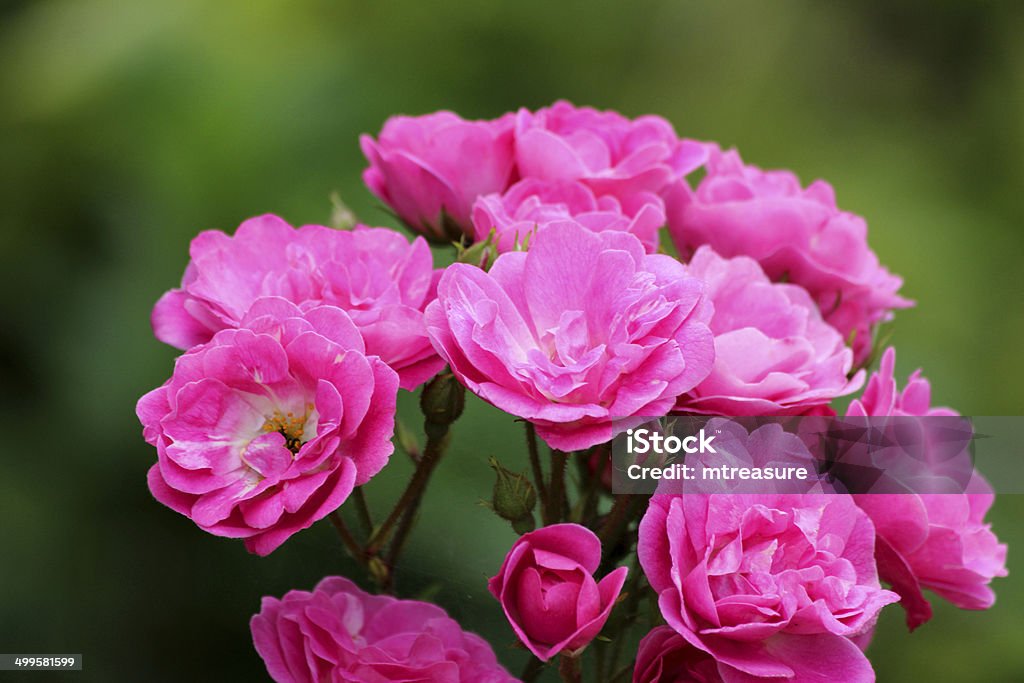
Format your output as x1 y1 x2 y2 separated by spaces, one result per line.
134 101 1007 683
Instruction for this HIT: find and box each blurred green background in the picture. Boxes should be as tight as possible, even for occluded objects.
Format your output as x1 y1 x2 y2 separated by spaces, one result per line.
1 0 1022 680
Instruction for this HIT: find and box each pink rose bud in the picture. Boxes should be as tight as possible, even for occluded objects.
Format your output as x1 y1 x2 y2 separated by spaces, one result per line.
488 523 628 661
361 111 516 241
252 577 517 683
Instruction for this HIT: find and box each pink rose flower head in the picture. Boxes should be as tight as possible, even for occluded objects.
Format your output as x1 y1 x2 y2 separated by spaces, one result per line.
425 219 715 451
634 625 875 683
848 347 1007 629
667 146 912 362
638 494 898 683
472 178 666 253
152 214 445 390
139 298 399 555
515 101 707 206
361 111 516 241
488 523 628 661
676 246 864 416
252 576 517 683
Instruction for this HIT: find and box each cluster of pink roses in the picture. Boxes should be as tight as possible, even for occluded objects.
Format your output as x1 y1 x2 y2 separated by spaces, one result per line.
138 102 1006 683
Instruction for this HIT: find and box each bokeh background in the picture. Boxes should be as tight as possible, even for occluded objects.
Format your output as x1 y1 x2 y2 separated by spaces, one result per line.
1 1 1022 680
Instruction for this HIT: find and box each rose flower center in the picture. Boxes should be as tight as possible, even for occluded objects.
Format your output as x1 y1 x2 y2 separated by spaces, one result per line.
260 404 313 455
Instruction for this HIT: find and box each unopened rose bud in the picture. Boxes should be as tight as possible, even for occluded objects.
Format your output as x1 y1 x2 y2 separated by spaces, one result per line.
367 556 390 587
420 371 465 439
488 523 629 661
489 457 537 528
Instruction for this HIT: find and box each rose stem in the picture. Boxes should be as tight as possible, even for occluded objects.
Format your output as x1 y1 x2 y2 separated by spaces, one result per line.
328 511 367 568
558 653 582 683
547 449 570 523
525 422 548 502
352 487 373 537
383 455 439 581
521 655 546 683
598 494 636 552
574 445 602 525
605 554 645 679
366 426 449 555
365 373 463 557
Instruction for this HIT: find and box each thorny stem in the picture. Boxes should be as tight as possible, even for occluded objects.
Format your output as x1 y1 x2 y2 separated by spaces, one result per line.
328 511 367 568
352 487 373 537
547 450 569 524
575 446 604 525
605 554 646 680
599 494 636 553
384 433 447 582
366 427 450 555
330 372 463 594
525 422 548 503
521 655 546 683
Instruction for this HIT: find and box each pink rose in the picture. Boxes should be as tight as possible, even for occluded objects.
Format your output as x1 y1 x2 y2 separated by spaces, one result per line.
638 494 898 682
425 220 714 451
666 146 911 362
251 576 516 683
634 625 871 683
847 348 1007 629
361 111 516 241
472 178 666 253
152 214 444 390
675 247 863 415
487 523 628 661
138 299 398 555
515 101 706 207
